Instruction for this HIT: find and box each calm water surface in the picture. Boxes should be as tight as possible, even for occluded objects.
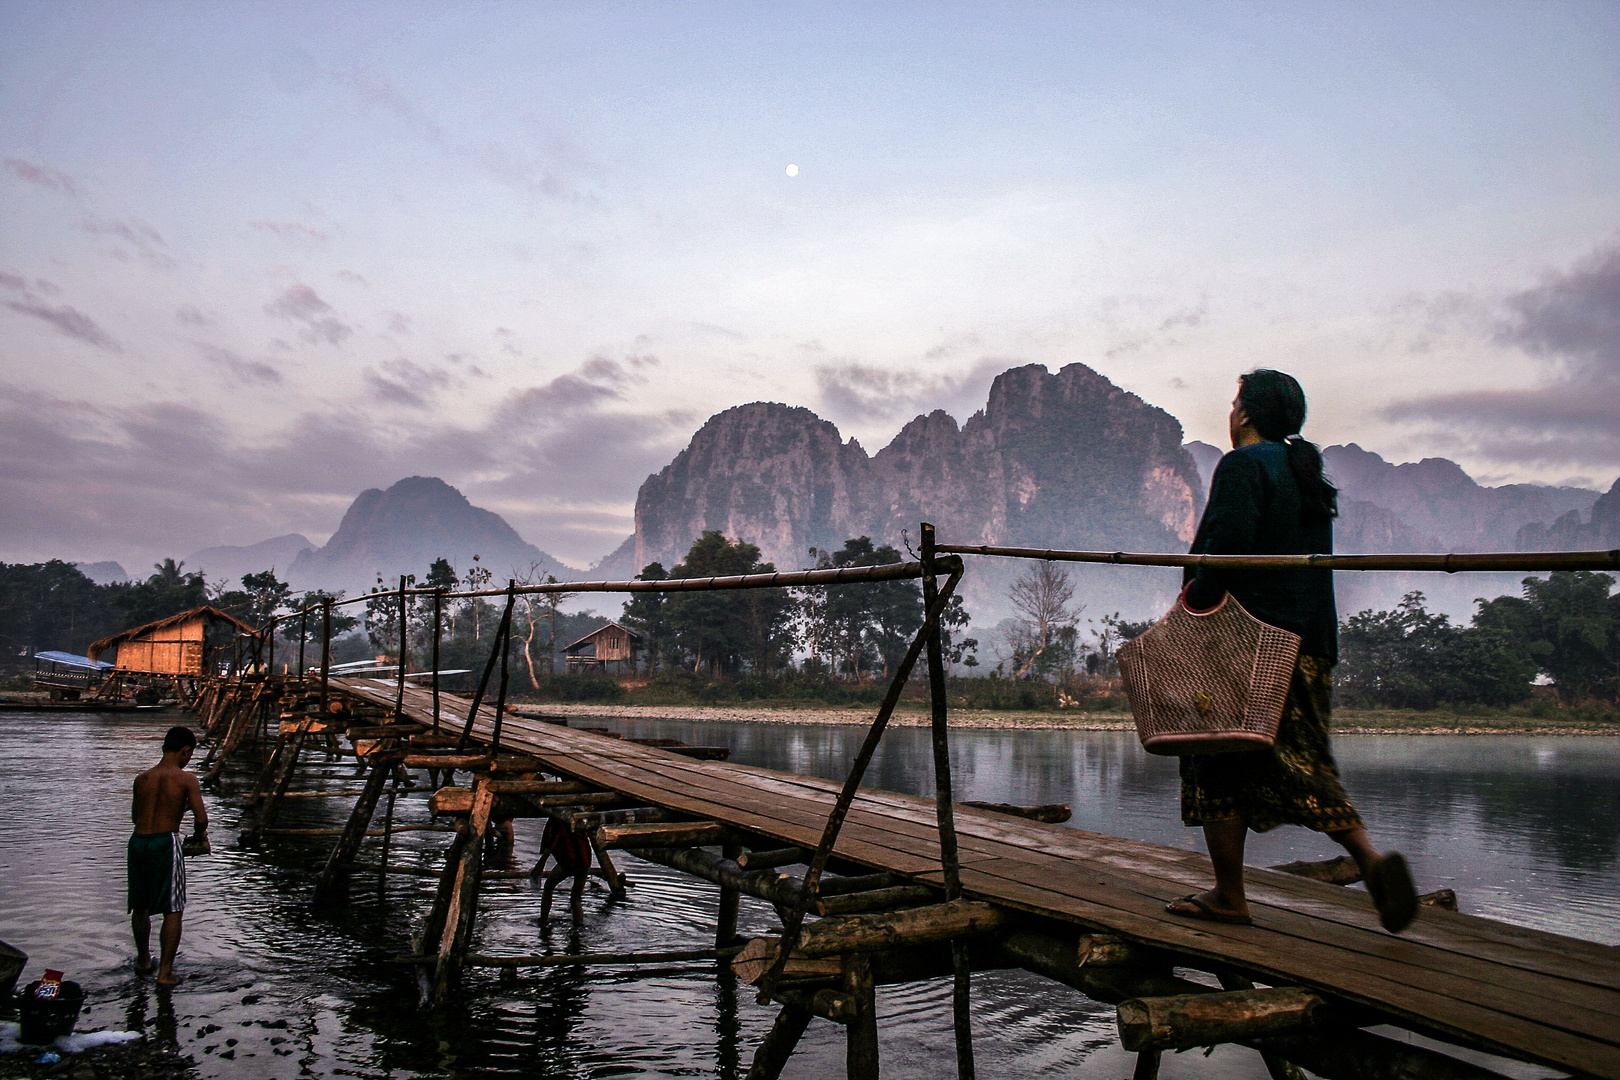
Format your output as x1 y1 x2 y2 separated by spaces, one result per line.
0 713 1614 1079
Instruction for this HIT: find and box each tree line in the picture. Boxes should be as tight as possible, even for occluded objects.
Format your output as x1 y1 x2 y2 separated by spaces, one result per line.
5 547 1614 709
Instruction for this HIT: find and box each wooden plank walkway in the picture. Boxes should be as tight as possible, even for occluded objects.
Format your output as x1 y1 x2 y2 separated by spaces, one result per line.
333 677 1620 1079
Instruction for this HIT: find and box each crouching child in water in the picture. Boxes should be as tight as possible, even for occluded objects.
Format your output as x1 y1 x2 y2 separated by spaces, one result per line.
130 726 208 985
531 816 590 927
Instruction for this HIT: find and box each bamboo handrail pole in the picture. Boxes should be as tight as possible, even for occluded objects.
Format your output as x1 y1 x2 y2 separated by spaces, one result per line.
758 566 965 1005
430 590 443 733
934 544 1620 573
298 608 307 680
395 575 408 720
273 559 940 619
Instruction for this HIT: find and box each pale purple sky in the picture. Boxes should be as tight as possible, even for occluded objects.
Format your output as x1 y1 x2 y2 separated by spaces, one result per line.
2 1 1617 570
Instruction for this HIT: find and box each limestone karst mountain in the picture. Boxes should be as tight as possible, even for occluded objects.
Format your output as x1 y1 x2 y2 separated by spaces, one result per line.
631 363 1205 619
288 476 574 597
186 534 314 589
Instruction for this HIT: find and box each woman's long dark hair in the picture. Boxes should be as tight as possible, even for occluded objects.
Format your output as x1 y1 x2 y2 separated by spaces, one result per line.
1238 369 1338 519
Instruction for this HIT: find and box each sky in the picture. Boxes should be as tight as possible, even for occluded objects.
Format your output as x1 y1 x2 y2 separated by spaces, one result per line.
2 0 1617 573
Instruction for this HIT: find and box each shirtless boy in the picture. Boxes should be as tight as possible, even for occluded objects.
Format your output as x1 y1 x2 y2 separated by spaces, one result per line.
129 726 208 985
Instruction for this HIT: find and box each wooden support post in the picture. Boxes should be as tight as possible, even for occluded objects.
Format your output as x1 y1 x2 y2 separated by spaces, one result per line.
922 520 974 1080
588 832 628 899
395 575 408 719
758 560 965 1002
318 600 333 713
297 608 307 679
244 717 316 843
313 752 394 900
745 1003 813 1080
430 589 442 732
490 580 515 748
377 773 402 896
430 777 493 1006
1131 1049 1162 1080
717 840 742 948
842 952 879 1080
455 591 514 750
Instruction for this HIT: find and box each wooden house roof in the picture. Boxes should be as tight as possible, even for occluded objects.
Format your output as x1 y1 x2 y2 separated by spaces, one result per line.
560 621 644 655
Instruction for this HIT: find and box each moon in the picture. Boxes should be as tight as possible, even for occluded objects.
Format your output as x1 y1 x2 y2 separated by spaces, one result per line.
785 163 799 177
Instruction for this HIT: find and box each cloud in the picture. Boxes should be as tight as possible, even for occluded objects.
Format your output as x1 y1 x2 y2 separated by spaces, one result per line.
252 220 329 242
363 359 455 408
0 271 27 292
0 349 694 567
816 356 1008 425
333 69 596 204
5 298 121 351
196 343 281 386
81 215 173 269
1385 245 1620 468
175 305 209 326
264 283 353 345
4 158 78 195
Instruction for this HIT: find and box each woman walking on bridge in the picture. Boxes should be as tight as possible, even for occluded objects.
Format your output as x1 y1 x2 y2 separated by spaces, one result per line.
1168 369 1418 933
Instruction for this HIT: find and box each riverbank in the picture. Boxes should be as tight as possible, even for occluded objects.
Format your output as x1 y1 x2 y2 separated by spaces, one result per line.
518 702 1620 735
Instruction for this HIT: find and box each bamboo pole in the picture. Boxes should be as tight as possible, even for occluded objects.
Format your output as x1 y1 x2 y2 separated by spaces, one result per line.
455 591 515 750
430 589 442 732
922 521 974 1080
935 543 1620 573
395 575 408 720
318 600 332 713
490 581 515 749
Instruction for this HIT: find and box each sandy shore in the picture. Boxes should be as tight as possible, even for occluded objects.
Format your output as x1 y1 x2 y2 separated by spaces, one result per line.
516 703 1620 736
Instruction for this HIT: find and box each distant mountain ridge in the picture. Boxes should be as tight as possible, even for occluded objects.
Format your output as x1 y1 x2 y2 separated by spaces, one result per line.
186 534 314 588
288 477 573 596
631 363 1204 618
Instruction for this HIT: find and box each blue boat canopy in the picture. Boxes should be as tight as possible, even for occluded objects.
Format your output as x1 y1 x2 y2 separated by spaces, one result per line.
35 651 115 671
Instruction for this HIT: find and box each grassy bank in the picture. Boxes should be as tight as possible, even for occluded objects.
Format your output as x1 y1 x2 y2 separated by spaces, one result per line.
508 673 1620 734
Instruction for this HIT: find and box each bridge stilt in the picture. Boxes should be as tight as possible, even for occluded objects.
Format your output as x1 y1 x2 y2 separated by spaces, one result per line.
746 1002 813 1080
842 953 878 1080
313 750 395 900
429 776 492 1007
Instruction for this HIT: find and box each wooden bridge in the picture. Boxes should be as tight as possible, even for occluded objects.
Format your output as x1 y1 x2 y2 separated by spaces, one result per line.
189 532 1620 1080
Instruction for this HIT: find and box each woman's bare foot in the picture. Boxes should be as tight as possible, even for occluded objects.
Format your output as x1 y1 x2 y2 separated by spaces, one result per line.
156 970 182 987
135 956 155 975
1165 888 1252 925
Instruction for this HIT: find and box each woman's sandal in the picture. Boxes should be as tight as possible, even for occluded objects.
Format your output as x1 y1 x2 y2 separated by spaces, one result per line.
1165 893 1253 926
1366 852 1418 933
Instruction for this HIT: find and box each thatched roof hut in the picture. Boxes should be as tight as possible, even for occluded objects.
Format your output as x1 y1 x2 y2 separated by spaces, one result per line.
88 605 256 676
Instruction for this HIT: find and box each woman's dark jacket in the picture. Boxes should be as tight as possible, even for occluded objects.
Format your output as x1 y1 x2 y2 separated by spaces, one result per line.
1183 441 1337 663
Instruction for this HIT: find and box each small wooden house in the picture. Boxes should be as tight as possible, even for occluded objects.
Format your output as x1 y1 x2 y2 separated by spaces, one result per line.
561 621 643 671
88 606 256 676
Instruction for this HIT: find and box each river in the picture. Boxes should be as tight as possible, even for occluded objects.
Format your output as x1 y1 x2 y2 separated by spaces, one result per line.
0 712 1613 1079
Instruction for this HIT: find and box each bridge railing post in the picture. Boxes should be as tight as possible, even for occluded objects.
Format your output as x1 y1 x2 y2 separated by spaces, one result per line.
395 574 409 720
431 589 443 732
922 521 974 1080
319 599 333 714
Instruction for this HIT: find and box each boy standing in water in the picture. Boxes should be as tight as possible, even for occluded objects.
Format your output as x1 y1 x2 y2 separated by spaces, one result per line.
129 726 208 985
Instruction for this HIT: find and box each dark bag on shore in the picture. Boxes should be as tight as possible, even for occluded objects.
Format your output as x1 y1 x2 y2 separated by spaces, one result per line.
1117 591 1300 755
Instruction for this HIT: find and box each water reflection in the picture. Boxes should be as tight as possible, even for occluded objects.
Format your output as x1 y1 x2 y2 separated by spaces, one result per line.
0 713 1613 1080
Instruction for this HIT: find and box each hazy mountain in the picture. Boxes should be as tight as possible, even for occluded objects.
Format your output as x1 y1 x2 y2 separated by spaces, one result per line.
73 561 129 585
186 534 314 588
1518 476 1620 552
288 476 574 596
1183 440 1224 495
631 363 1204 620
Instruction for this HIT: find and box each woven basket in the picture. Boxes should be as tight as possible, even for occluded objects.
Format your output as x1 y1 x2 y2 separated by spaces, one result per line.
1117 592 1301 756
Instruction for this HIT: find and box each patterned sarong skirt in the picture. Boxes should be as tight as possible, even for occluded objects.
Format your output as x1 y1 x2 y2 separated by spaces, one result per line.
1179 655 1362 833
